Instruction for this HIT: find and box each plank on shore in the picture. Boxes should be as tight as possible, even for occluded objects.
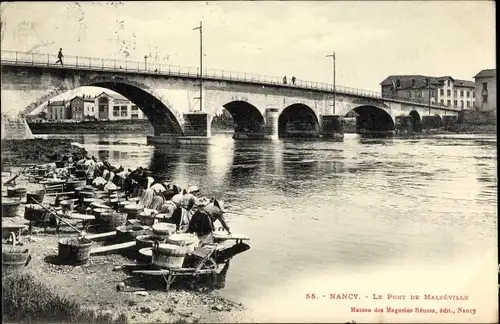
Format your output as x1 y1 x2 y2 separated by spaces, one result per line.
84 231 116 240
89 241 136 255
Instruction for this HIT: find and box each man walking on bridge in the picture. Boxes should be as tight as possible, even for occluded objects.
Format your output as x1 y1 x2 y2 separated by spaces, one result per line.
55 48 64 66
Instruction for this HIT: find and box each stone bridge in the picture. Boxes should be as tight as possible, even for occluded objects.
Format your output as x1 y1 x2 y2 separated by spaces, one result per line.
0 50 460 141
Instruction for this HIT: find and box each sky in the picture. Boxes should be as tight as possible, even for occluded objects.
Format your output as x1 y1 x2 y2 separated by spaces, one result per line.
0 1 496 97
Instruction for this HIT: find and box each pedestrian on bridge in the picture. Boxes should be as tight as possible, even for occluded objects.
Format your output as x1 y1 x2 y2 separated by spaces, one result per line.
55 48 64 66
292 76 296 85
283 76 287 84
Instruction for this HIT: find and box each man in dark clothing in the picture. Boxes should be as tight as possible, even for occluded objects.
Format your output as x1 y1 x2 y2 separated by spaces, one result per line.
55 48 64 66
292 76 296 85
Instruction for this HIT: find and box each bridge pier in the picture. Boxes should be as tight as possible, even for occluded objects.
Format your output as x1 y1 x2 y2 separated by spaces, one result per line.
264 108 279 140
1 115 34 140
395 115 414 134
147 112 210 145
320 115 344 140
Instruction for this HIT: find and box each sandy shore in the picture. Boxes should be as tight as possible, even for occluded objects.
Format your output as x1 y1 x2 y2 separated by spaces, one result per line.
1 168 244 324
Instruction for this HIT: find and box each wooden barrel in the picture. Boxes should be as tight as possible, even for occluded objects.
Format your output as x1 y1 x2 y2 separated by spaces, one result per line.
82 197 99 209
58 237 93 265
123 204 144 219
152 223 177 236
2 199 21 218
7 187 27 199
65 180 86 192
60 200 75 213
138 247 153 263
116 225 146 243
155 213 172 223
55 195 71 207
98 212 128 232
26 190 46 204
138 209 158 226
74 169 86 178
152 243 186 269
136 234 166 251
2 246 31 271
166 233 200 253
24 204 50 223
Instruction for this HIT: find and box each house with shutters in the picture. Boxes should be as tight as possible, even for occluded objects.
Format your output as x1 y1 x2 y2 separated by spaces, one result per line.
473 69 496 114
380 75 475 110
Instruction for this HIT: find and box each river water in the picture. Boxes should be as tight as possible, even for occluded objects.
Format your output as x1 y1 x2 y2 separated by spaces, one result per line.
37 132 498 323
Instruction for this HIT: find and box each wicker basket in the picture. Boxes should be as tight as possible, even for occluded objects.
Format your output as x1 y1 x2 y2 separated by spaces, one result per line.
58 237 93 265
2 246 31 271
26 190 46 204
123 204 145 219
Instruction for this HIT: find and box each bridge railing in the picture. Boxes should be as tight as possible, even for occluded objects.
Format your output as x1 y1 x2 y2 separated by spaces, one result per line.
1 50 453 109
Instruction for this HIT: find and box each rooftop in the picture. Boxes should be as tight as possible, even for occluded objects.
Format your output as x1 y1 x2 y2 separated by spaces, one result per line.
454 79 475 88
47 100 69 106
473 69 496 79
95 91 130 101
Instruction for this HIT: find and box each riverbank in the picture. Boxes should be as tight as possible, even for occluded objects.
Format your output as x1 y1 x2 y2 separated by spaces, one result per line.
1 139 87 165
1 165 244 324
28 120 155 135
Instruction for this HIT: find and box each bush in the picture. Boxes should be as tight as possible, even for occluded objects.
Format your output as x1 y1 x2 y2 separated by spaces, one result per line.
2 271 127 324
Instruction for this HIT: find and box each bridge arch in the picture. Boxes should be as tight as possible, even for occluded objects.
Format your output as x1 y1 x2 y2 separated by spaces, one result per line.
409 110 422 132
278 103 320 138
347 105 395 133
217 100 265 135
21 76 184 135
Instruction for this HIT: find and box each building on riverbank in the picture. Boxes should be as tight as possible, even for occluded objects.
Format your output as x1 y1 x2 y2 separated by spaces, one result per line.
380 75 475 109
473 69 496 115
94 92 147 121
69 95 96 120
46 100 71 121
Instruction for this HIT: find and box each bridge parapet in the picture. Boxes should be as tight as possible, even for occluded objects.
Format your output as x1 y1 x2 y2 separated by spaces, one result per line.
1 50 450 109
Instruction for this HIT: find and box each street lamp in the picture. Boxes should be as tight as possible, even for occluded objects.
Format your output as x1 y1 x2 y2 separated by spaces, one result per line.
193 21 203 112
326 51 336 115
144 55 148 71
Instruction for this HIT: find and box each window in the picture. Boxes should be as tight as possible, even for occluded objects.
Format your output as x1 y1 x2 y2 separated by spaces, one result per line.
447 89 451 96
453 90 457 97
482 82 488 90
396 79 401 87
131 105 138 110
431 90 436 98
113 110 120 117
466 91 470 98
121 105 127 110
113 106 120 111
460 100 464 108
467 101 470 108
131 114 139 119
92 107 94 112
482 95 488 103
447 100 451 106
407 91 412 98
440 89 444 96
447 80 450 86
440 99 444 105
411 79 415 87
120 110 128 117
460 90 464 97
453 100 457 107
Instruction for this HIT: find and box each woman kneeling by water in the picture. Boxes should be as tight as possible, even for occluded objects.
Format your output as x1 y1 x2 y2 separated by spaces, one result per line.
187 199 231 244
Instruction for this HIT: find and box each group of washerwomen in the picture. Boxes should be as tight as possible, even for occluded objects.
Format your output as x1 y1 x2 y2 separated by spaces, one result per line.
70 156 232 244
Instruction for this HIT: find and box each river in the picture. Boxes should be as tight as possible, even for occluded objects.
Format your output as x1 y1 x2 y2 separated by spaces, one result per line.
36 132 498 323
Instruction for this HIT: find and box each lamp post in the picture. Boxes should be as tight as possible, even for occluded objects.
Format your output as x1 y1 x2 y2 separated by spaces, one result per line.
326 51 336 115
193 21 203 112
144 55 148 71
